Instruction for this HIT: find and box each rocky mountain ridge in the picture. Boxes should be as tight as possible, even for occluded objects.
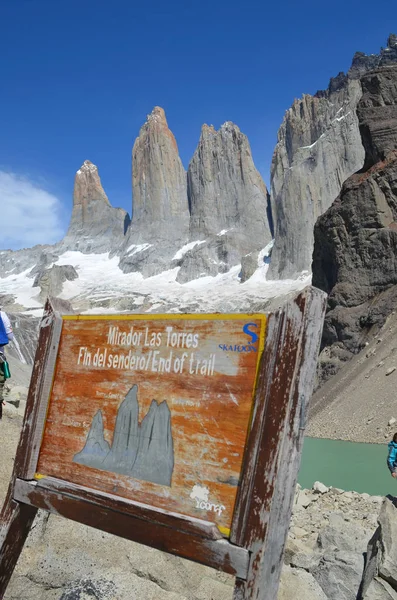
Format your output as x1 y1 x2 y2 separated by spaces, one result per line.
2 34 397 389
313 57 397 385
0 103 274 320
269 33 397 280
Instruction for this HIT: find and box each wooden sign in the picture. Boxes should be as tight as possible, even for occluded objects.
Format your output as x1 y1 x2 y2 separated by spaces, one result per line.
0 287 327 600
37 314 266 535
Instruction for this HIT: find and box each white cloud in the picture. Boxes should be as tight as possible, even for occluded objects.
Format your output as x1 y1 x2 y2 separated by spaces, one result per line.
0 170 66 250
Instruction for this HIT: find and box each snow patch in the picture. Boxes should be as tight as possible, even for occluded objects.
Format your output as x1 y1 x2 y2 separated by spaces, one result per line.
0 267 42 309
258 239 274 267
126 243 152 256
1 248 312 318
172 241 205 261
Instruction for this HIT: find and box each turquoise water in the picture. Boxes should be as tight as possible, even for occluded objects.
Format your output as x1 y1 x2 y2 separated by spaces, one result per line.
298 437 397 496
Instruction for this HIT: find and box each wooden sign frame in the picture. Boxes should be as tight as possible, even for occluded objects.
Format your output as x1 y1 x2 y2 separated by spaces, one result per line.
0 287 326 600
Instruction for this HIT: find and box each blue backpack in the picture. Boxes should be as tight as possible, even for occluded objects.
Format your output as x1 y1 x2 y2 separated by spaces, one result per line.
0 315 9 346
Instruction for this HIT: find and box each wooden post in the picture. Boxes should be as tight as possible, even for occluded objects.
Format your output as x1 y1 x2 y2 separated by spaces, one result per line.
231 287 326 599
0 298 65 598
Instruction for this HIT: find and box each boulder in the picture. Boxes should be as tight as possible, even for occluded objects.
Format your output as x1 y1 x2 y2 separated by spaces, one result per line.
33 264 78 301
363 578 397 599
278 566 328 600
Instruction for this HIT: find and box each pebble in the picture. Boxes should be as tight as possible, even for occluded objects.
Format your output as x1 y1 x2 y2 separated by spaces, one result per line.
389 417 397 426
371 496 383 504
386 367 396 376
313 481 329 494
330 487 344 495
343 491 355 500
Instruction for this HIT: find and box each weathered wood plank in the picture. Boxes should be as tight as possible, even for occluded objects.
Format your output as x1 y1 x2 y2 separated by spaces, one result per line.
13 479 249 579
15 299 64 479
0 497 37 598
230 311 283 544
0 299 70 599
32 476 223 540
232 287 327 599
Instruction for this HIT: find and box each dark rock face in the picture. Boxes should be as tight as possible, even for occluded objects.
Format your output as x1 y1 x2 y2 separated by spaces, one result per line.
64 161 130 252
314 153 397 347
74 384 174 487
269 35 397 281
358 65 397 169
313 59 397 385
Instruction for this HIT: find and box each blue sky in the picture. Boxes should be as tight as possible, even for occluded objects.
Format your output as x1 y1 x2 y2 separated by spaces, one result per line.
0 0 395 249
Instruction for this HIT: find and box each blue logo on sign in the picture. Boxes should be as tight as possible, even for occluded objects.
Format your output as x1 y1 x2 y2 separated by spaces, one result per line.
243 323 258 345
218 322 259 353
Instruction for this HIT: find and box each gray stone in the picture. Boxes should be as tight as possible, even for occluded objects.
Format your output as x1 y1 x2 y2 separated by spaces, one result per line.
363 578 397 600
290 552 320 571
268 78 365 280
64 160 130 252
5 511 229 600
131 106 189 243
313 481 329 494
278 566 328 600
33 264 78 301
312 550 367 600
377 499 397 588
188 122 272 245
240 251 260 283
313 60 397 386
269 35 397 281
294 489 316 510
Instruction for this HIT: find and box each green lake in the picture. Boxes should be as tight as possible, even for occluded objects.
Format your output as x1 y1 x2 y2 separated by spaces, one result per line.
298 437 397 496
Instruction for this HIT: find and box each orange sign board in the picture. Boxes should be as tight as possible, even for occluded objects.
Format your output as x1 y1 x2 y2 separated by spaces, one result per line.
36 314 266 533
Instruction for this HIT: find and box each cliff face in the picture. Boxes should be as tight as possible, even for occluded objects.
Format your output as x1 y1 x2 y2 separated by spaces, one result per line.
188 122 271 244
312 62 397 385
65 161 130 252
120 109 272 281
131 106 189 241
268 80 365 280
268 35 397 280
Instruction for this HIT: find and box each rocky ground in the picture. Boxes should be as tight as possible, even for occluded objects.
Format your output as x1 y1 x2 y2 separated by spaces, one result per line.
0 380 394 599
308 310 397 443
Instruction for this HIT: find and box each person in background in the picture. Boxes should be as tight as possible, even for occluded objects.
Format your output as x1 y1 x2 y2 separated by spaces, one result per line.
387 432 397 478
0 308 13 417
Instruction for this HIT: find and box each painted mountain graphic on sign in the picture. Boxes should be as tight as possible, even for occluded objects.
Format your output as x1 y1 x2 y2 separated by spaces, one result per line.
73 384 174 486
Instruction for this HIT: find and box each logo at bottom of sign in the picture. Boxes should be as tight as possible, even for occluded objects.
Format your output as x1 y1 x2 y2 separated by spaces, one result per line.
189 484 226 516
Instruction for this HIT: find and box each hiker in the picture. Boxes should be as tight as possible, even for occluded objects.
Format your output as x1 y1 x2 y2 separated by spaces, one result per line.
387 432 397 478
0 309 13 418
